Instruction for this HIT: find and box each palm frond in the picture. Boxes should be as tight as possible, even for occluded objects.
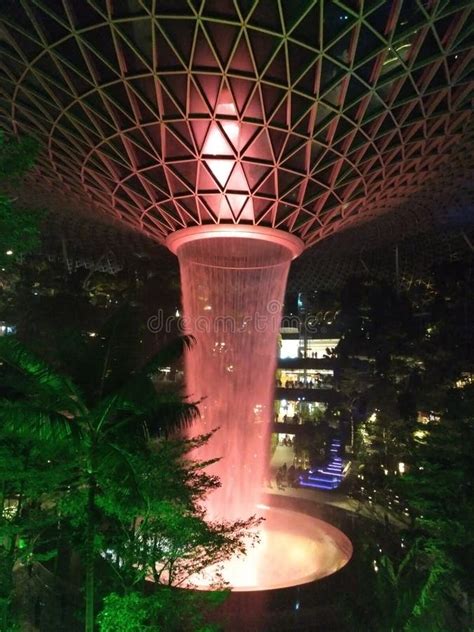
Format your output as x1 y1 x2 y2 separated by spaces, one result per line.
397 541 419 579
0 399 82 442
96 442 143 502
91 394 121 435
0 337 84 411
142 396 200 435
96 392 200 439
77 333 194 407
1 370 83 419
129 335 194 384
110 335 194 410
142 335 195 371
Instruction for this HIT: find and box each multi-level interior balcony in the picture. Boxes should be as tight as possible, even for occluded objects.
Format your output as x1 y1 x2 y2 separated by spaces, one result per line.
274 329 341 430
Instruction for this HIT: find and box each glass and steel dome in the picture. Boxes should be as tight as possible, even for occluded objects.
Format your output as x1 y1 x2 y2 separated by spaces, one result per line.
0 0 472 250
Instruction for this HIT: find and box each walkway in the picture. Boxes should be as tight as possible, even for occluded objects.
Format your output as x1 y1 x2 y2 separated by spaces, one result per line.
269 445 409 529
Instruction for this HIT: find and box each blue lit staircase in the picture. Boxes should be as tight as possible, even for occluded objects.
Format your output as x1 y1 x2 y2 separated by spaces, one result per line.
298 438 345 490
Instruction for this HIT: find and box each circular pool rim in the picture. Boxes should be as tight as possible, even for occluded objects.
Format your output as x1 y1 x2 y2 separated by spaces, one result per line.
185 504 353 592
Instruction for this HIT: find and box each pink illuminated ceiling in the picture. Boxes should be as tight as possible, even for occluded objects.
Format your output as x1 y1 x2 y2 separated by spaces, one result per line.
0 0 472 249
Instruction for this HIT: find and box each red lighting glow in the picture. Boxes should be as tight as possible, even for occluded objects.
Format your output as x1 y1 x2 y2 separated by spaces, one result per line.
201 102 254 221
170 227 302 523
169 506 352 591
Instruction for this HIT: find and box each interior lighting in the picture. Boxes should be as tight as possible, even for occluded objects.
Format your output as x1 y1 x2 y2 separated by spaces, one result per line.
201 101 254 221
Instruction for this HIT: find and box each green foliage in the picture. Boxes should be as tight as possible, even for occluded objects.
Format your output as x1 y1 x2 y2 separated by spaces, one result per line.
0 197 44 267
337 271 474 629
97 593 150 632
293 422 330 467
98 589 225 632
0 132 39 180
0 430 76 630
344 531 458 632
0 332 254 630
398 397 474 601
0 132 43 268
92 430 257 593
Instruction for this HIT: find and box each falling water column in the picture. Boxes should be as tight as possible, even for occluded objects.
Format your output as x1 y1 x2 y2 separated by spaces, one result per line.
167 226 303 522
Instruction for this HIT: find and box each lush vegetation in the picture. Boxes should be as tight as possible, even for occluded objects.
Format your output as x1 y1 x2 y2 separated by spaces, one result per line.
333 269 474 631
0 330 257 631
0 131 43 269
1 129 473 630
0 133 254 631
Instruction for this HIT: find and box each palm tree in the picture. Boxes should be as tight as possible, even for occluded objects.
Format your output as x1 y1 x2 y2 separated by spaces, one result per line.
0 329 197 632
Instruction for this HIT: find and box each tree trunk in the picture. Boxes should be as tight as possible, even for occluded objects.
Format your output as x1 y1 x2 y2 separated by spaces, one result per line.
0 543 16 631
1 477 26 629
350 413 355 451
85 477 96 632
